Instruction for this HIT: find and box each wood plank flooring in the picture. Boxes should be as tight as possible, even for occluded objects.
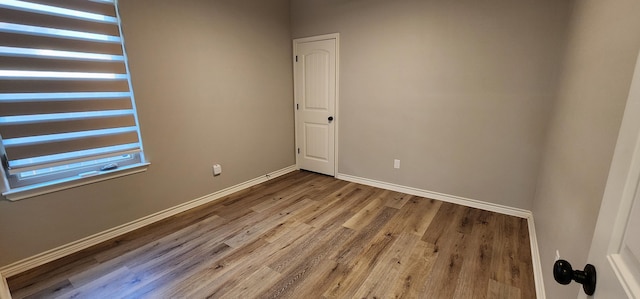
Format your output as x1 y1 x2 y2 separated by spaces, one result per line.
7 171 535 298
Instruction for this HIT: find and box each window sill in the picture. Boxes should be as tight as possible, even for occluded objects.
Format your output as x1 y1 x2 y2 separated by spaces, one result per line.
2 163 150 201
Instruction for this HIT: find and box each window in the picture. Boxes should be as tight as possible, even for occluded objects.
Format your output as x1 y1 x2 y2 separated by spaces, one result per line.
0 0 148 200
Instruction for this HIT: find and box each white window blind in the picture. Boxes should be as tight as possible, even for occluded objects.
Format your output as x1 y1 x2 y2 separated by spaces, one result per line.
0 0 147 198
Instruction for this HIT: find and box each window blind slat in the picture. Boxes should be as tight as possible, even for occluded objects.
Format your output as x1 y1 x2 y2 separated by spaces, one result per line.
0 8 120 36
0 22 121 44
0 98 132 116
0 1 117 23
0 46 125 62
5 129 140 160
4 126 138 146
0 114 136 139
0 70 127 80
20 0 117 17
0 92 132 101
0 56 126 73
0 110 134 124
0 79 130 93
0 32 124 55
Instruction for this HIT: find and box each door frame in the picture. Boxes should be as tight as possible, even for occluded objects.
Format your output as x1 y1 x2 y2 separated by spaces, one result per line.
293 33 340 176
584 50 640 298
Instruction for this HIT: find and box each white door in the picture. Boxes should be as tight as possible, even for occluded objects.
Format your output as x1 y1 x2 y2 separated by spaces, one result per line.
583 50 640 298
294 34 338 176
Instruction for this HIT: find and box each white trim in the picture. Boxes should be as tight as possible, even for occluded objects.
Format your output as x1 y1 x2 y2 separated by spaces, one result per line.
336 173 531 218
607 129 640 256
336 172 546 299
3 163 150 201
293 33 340 177
0 165 297 281
293 33 340 44
527 214 547 299
0 275 10 299
608 254 640 298
335 34 340 177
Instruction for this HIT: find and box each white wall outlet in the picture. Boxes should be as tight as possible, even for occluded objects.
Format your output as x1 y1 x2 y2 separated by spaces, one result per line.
213 164 222 176
555 249 561 261
394 159 400 169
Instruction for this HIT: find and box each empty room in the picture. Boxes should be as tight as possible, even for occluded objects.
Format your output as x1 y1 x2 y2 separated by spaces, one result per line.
1 0 640 298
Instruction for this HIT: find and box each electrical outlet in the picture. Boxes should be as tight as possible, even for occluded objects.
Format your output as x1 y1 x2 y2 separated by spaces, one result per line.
394 159 400 169
213 164 222 176
555 250 560 261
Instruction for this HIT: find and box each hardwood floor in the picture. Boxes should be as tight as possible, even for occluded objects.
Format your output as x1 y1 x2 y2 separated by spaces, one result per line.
7 171 535 298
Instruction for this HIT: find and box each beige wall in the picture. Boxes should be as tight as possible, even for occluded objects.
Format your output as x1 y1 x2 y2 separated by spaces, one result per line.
532 0 640 297
0 0 294 267
291 0 571 209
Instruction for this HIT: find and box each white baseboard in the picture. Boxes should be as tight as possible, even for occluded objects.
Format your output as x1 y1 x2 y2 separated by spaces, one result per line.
0 165 298 285
336 173 531 218
335 172 545 299
527 215 546 299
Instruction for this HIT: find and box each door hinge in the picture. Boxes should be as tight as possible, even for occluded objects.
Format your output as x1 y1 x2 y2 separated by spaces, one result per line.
297 148 300 154
295 55 298 62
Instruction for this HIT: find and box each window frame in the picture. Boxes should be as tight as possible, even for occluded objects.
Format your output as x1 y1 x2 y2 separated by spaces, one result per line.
0 0 149 201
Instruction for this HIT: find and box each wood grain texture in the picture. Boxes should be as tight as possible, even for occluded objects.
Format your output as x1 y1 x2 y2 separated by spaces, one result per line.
7 171 535 299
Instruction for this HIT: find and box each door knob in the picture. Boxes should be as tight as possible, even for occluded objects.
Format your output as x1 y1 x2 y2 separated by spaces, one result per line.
553 259 596 295
328 116 334 122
